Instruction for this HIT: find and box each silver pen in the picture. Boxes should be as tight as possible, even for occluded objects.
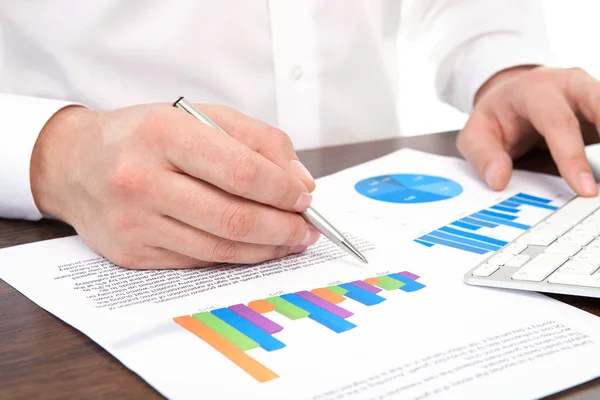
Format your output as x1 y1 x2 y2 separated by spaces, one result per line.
173 96 368 264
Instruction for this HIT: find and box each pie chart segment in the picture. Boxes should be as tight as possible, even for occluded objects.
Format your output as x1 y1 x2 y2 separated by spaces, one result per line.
354 174 463 204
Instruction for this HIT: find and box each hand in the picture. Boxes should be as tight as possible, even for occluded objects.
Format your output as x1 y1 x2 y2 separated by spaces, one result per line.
457 65 600 197
30 103 321 269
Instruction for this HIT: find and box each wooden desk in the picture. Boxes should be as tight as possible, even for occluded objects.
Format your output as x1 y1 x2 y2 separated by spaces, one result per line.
1 131 598 399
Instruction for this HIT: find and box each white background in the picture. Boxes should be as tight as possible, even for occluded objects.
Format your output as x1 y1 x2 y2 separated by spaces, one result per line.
396 1 600 136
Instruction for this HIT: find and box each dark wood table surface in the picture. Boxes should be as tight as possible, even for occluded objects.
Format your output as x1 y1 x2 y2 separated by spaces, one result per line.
1 130 599 399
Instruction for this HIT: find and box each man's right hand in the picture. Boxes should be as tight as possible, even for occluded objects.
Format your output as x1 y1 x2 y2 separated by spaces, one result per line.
30 103 321 269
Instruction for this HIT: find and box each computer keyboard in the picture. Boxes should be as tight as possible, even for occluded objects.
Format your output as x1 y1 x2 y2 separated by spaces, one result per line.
464 194 600 298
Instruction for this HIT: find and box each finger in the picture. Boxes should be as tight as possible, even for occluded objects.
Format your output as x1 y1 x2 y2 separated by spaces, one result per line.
107 244 207 270
456 111 514 191
164 108 312 212
564 68 600 144
149 215 317 264
512 84 597 196
130 247 210 269
155 171 319 247
195 105 316 191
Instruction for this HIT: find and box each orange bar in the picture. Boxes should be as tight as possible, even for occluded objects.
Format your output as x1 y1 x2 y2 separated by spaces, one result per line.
248 299 275 314
310 287 346 304
363 277 380 286
174 316 278 383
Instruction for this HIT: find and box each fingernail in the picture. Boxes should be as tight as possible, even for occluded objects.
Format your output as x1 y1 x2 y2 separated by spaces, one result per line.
288 245 306 254
289 227 321 254
579 171 598 196
290 160 314 182
301 226 321 247
484 161 500 189
293 192 312 212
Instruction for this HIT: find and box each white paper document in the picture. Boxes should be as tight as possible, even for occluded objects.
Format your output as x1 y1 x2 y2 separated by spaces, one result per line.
1 148 599 399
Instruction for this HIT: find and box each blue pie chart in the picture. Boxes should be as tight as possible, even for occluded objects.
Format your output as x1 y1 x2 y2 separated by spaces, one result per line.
354 174 463 204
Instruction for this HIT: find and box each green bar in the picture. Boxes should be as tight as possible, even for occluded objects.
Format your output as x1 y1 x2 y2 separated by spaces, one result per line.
192 312 258 351
326 286 348 296
374 276 405 290
265 297 309 320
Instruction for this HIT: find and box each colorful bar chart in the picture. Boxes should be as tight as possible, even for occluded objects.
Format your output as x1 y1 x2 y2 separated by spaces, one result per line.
173 271 426 382
414 192 559 254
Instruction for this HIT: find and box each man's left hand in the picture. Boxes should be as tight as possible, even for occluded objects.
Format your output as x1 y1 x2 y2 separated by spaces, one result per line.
457 65 600 197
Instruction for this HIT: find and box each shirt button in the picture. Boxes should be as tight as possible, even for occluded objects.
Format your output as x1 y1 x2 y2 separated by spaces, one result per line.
291 65 303 80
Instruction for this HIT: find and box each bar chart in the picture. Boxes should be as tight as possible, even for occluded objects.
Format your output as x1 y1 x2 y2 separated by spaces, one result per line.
414 192 559 254
173 271 425 383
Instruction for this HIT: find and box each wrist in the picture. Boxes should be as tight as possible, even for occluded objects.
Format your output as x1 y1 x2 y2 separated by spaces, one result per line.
474 65 539 106
30 105 99 222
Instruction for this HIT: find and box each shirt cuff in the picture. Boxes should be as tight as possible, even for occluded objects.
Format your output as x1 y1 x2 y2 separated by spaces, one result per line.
440 32 562 114
0 94 77 220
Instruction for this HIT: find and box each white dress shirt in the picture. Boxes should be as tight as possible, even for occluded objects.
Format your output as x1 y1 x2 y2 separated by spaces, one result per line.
0 0 555 221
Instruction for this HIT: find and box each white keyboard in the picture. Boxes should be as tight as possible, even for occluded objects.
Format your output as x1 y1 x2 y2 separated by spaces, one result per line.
464 194 600 298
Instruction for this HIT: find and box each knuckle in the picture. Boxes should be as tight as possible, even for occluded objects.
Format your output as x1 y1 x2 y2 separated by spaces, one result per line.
277 181 296 209
269 127 294 147
275 245 290 259
284 216 307 246
211 239 239 262
551 112 580 131
567 66 586 77
106 209 137 233
110 248 142 269
108 163 149 197
230 154 258 193
221 203 256 239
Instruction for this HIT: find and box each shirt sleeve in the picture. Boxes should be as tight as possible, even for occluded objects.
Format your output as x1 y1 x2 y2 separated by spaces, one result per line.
401 0 561 113
0 93 76 220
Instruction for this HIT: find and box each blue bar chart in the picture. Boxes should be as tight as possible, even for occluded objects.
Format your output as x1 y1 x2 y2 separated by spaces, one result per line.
414 192 559 254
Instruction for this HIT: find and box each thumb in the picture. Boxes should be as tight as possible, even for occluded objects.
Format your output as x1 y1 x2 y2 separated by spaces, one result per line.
456 112 514 191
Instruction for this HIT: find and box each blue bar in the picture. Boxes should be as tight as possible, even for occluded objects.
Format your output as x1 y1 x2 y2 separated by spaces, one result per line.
211 308 286 351
462 217 498 228
479 209 518 221
415 239 434 247
280 293 357 333
491 205 520 214
429 231 501 252
509 197 558 211
514 193 552 203
471 212 531 229
338 283 386 306
387 273 426 292
438 226 508 246
451 221 480 231
500 200 522 208
418 234 489 255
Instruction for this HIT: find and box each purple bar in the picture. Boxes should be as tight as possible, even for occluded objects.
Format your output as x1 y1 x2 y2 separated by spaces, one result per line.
351 280 381 294
295 290 353 318
399 271 419 280
228 304 283 334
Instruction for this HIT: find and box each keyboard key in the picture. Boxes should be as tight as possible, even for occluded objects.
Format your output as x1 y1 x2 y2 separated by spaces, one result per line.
558 260 599 275
517 233 557 246
586 238 600 249
544 242 581 257
503 242 528 255
572 250 598 263
571 223 600 236
558 234 595 246
511 254 568 282
488 252 514 266
472 263 500 277
505 254 531 267
530 222 572 236
546 196 600 225
547 272 600 287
